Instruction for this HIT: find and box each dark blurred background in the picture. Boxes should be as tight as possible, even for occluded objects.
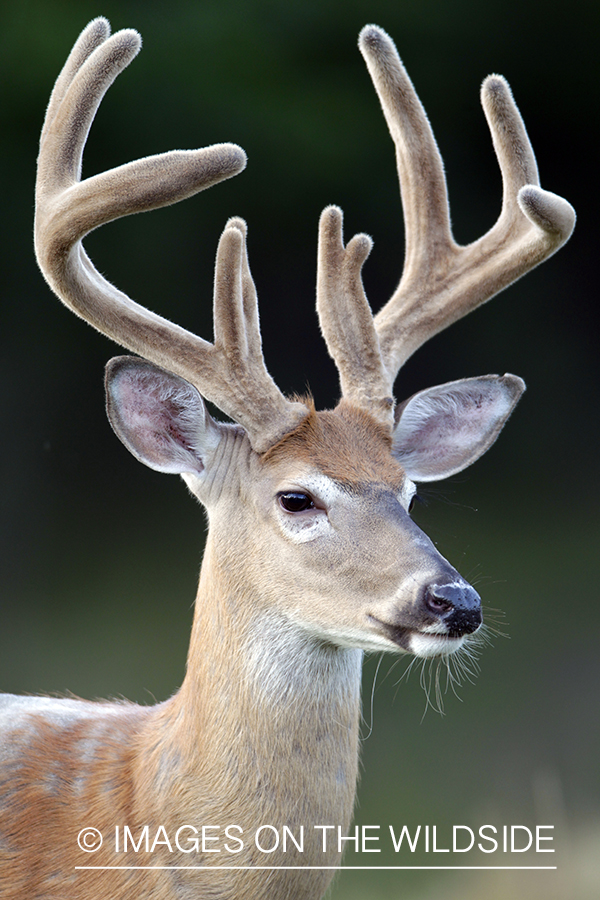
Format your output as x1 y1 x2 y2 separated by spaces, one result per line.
1 0 598 897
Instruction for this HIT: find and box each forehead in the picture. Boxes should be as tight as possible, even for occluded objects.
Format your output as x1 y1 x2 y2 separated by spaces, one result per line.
263 401 406 489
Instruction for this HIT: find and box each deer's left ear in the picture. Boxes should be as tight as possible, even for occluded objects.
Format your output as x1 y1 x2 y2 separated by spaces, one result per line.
391 374 525 482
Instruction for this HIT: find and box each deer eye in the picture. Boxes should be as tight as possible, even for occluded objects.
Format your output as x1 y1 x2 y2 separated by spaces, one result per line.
278 491 315 513
408 493 423 513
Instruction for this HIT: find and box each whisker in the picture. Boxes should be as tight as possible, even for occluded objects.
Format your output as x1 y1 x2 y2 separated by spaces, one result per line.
361 653 385 741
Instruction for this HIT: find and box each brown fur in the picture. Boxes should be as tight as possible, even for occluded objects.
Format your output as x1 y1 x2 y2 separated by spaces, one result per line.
264 398 404 489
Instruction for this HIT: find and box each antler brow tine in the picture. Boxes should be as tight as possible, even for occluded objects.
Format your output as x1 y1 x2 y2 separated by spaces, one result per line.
316 206 395 425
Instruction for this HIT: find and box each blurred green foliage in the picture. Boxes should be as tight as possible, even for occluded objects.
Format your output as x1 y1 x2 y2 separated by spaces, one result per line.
1 0 598 897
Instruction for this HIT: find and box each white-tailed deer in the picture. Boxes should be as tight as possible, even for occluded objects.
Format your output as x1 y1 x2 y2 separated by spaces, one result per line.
0 17 574 900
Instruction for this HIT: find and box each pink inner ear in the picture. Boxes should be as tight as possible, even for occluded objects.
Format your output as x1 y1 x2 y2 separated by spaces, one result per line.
392 376 524 482
107 359 209 475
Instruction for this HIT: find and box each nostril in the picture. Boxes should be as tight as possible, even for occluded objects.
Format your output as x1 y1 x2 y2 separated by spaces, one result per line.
424 587 454 616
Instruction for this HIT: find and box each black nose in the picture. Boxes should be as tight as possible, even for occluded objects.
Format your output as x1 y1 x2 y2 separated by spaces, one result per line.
424 582 482 636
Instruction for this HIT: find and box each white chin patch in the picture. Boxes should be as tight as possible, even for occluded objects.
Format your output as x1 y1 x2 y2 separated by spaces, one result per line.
410 633 465 658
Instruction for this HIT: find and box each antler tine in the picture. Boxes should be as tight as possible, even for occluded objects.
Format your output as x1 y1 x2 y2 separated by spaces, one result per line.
212 219 308 450
39 17 111 157
357 25 575 395
316 206 395 426
35 19 308 453
359 25 453 284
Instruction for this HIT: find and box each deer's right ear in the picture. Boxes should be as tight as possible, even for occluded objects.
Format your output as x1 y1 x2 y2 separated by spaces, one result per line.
105 357 222 475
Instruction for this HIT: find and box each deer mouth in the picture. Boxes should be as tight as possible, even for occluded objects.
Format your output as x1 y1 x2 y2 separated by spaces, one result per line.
367 616 466 657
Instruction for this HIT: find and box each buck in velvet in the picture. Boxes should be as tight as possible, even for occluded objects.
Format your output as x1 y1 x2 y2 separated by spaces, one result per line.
0 18 574 900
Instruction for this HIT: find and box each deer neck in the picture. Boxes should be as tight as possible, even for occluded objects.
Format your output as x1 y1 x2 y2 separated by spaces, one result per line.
145 534 363 858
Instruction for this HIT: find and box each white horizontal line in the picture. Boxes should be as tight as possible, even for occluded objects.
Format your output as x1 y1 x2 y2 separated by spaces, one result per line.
75 865 558 871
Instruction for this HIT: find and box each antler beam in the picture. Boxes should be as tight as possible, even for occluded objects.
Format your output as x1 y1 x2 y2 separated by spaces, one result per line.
317 25 575 428
35 18 308 452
